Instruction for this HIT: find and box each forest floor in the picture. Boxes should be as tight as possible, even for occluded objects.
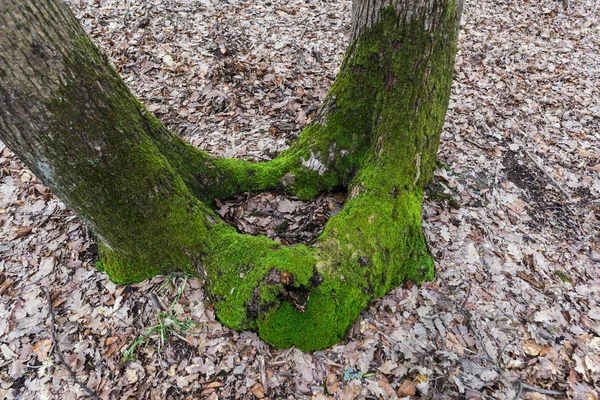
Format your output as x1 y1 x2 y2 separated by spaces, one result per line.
1 0 599 399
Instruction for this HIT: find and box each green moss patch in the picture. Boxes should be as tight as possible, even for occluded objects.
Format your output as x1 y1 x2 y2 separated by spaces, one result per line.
38 2 460 351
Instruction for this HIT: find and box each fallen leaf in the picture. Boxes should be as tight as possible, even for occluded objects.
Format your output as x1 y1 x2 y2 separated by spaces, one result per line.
32 339 52 361
325 373 339 394
0 278 14 295
206 392 218 400
177 373 199 389
378 380 396 397
105 336 119 346
125 367 138 384
251 382 265 398
15 226 33 238
398 379 417 396
523 340 550 356
205 381 224 389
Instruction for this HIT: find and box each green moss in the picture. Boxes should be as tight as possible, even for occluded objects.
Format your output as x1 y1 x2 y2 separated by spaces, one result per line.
554 271 571 283
38 31 216 283
34 1 460 351
207 3 459 350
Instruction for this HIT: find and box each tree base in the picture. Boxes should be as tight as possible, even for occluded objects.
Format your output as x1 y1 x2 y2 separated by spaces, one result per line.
99 185 434 351
1 0 458 351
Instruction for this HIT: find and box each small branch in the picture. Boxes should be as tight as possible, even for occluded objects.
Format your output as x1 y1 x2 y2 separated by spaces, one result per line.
460 286 472 309
464 137 491 151
459 287 498 368
45 290 100 400
513 379 567 399
497 337 517 368
258 355 269 396
513 380 524 400
521 382 567 397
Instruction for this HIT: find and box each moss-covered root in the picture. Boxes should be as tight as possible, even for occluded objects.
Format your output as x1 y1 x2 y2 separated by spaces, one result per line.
193 1 460 350
99 0 459 350
195 182 432 351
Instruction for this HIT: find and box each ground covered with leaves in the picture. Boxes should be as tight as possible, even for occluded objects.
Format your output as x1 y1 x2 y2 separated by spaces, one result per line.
1 0 599 399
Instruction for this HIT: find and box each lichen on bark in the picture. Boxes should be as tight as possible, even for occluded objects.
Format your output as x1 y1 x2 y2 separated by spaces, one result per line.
0 0 462 350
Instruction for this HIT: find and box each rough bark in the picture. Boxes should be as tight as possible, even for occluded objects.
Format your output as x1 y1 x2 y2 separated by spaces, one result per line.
0 0 462 350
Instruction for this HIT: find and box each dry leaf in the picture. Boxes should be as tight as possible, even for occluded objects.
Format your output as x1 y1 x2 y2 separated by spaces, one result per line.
32 339 52 362
325 373 339 394
105 336 119 346
0 278 14 295
14 226 33 238
523 340 548 356
177 373 199 389
398 379 417 396
377 380 396 397
251 383 265 398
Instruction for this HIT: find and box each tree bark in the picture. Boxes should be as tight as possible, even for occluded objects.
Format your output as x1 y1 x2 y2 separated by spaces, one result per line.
0 0 462 350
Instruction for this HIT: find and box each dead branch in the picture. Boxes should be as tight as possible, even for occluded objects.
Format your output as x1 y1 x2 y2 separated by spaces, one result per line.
258 354 269 396
513 379 568 399
45 290 100 400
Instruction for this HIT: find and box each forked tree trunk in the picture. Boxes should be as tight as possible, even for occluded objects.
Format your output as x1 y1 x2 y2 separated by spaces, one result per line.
0 0 462 350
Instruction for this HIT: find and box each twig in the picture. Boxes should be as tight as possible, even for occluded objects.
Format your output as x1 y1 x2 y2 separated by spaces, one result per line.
267 359 288 367
459 287 499 369
45 290 100 400
463 386 497 400
460 286 472 309
497 337 517 368
464 137 491 151
524 150 572 201
513 379 567 399
513 381 524 400
521 382 567 396
258 355 269 396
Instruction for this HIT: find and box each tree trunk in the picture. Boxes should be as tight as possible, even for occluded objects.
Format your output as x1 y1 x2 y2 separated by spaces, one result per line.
0 0 462 350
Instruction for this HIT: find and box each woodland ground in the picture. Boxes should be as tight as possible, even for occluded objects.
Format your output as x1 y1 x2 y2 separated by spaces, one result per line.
1 0 599 399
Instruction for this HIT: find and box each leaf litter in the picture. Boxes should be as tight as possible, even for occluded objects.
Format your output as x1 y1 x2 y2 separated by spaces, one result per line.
1 0 599 399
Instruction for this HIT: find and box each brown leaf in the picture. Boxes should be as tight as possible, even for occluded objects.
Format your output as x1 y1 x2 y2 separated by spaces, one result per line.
32 339 52 362
280 271 292 285
103 342 119 359
205 381 224 389
337 382 361 400
569 368 578 385
200 388 216 397
14 226 33 238
397 379 417 397
325 373 339 394
251 382 265 398
105 336 119 346
0 277 14 295
52 297 66 308
378 380 396 397
176 373 199 389
516 271 545 290
523 340 551 356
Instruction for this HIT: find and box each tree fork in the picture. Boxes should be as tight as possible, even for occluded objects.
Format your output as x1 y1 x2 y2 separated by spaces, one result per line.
0 0 462 350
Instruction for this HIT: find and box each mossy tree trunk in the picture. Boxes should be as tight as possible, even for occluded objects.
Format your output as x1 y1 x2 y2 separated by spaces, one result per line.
0 0 462 350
